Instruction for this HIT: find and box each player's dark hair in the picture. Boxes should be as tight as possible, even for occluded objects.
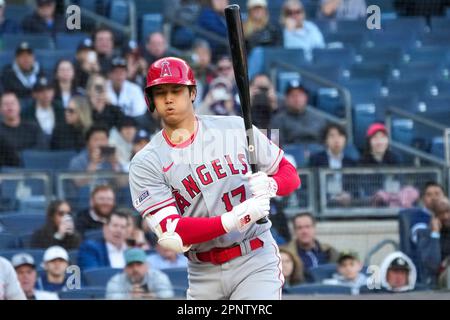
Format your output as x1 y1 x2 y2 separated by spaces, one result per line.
421 181 445 198
85 124 109 142
46 199 71 229
106 209 130 225
321 123 347 144
0 91 19 102
92 26 115 42
293 212 316 226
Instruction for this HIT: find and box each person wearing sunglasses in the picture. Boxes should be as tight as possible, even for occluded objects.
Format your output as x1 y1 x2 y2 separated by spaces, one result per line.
30 200 81 250
281 0 325 61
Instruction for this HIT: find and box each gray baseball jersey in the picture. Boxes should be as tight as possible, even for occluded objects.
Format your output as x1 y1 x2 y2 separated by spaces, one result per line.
129 115 284 252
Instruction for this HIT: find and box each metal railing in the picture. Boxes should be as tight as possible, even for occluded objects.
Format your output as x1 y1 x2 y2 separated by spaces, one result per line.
268 60 353 145
386 106 449 167
318 166 443 217
283 169 316 217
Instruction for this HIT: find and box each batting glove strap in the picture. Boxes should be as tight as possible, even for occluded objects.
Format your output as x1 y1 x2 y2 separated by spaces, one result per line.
221 196 270 233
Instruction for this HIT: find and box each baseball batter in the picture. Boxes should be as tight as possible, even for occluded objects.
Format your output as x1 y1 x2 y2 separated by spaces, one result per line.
129 57 300 300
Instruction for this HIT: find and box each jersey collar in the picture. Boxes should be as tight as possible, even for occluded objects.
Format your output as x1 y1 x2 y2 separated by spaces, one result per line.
162 116 199 149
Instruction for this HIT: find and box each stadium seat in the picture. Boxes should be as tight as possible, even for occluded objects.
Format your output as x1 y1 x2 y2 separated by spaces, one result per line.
163 268 189 297
276 71 301 95
430 136 445 159
383 17 429 35
325 33 367 50
308 264 337 283
140 14 163 44
358 47 405 66
365 31 417 50
0 249 46 266
391 62 445 82
262 47 306 74
313 48 356 67
348 63 392 84
419 31 450 47
285 284 353 295
405 47 450 64
21 150 77 171
4 4 33 24
430 17 450 32
352 103 377 149
109 0 129 25
391 119 414 146
0 233 18 249
316 87 343 117
0 213 45 234
16 233 33 249
55 33 90 51
436 81 450 96
58 287 106 300
35 50 75 73
83 268 122 287
386 78 434 97
336 20 368 34
342 78 383 104
2 34 54 51
283 143 325 167
134 0 164 14
68 250 79 265
0 51 14 71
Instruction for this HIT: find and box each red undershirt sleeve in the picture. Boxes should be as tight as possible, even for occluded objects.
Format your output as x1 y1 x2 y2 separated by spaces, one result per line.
271 157 301 196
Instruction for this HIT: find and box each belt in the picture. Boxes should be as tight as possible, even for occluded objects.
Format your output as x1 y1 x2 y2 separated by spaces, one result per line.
188 238 264 265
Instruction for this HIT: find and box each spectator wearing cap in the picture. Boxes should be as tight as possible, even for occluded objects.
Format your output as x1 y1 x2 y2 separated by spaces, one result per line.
11 253 58 300
108 116 138 171
51 95 92 151
379 251 416 293
323 251 367 293
106 248 174 299
37 246 70 293
86 73 125 131
0 91 46 166
78 210 130 271
93 27 117 74
131 129 151 158
1 42 45 99
53 59 83 109
360 123 402 166
146 243 188 271
243 0 282 53
106 57 147 118
22 76 64 146
285 212 339 282
0 0 20 35
417 197 450 287
144 32 170 66
124 40 148 88
0 256 26 300
30 200 81 250
197 76 236 116
271 80 327 146
318 0 367 21
74 38 100 89
281 0 325 61
21 0 65 34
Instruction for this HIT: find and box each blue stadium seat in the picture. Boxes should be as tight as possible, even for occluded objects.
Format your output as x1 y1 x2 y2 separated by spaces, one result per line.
343 79 383 104
58 287 106 300
383 17 428 35
405 47 450 64
140 14 163 44
374 96 419 119
391 119 414 146
309 264 337 283
430 17 450 32
436 81 450 96
391 62 445 82
353 103 377 149
109 0 129 25
262 47 306 74
302 64 344 85
316 87 343 117
4 4 33 24
35 50 75 73
365 31 417 50
276 71 301 94
419 31 450 47
163 268 188 297
430 136 445 159
348 63 392 84
68 250 79 265
21 150 77 171
134 0 165 14
76 0 110 15
358 47 405 66
283 143 325 167
0 213 45 234
285 284 353 295
386 78 434 97
325 33 367 49
313 48 356 67
16 233 33 249
83 268 122 287
0 249 46 266
2 34 54 50
0 233 18 249
0 51 14 71
55 33 90 51
336 20 368 34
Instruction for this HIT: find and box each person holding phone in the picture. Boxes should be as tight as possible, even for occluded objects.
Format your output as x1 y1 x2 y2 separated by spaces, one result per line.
30 200 81 250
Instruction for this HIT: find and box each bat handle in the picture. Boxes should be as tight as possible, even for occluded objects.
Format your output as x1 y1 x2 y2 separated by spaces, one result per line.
250 164 269 225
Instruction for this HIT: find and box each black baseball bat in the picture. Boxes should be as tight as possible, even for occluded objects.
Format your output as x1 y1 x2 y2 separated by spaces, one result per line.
225 4 267 224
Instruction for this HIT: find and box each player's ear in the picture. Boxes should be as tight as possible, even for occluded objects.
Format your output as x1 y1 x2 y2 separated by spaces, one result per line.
189 86 197 104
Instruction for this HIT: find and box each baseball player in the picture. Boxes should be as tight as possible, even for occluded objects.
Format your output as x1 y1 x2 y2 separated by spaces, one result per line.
129 57 300 300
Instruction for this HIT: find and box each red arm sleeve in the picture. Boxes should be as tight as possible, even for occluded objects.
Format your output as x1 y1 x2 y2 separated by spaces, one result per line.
271 157 301 196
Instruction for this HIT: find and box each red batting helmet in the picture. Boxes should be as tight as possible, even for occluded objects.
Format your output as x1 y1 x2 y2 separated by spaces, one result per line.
144 57 197 112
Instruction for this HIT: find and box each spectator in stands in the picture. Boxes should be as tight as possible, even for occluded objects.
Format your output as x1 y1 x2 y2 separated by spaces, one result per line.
86 73 125 131
30 200 81 250
78 210 130 270
243 0 282 53
214 56 241 114
147 243 188 270
0 0 20 34
250 73 278 129
53 59 82 109
190 39 216 107
279 246 303 289
12 253 58 300
109 116 138 171
22 76 64 146
75 184 116 236
197 0 229 57
131 129 151 159
37 246 70 292
380 251 416 293
21 0 65 34
0 256 26 300
197 76 237 116
417 197 450 287
106 57 147 118
74 39 100 89
0 91 46 166
144 32 170 66
165 0 202 49
1 42 45 99
281 0 325 61
93 27 117 74
124 41 148 88
318 0 367 20
126 212 151 250
285 212 339 281
271 80 327 145
360 123 402 166
51 95 92 151
310 123 357 167
323 251 367 293
106 248 174 299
